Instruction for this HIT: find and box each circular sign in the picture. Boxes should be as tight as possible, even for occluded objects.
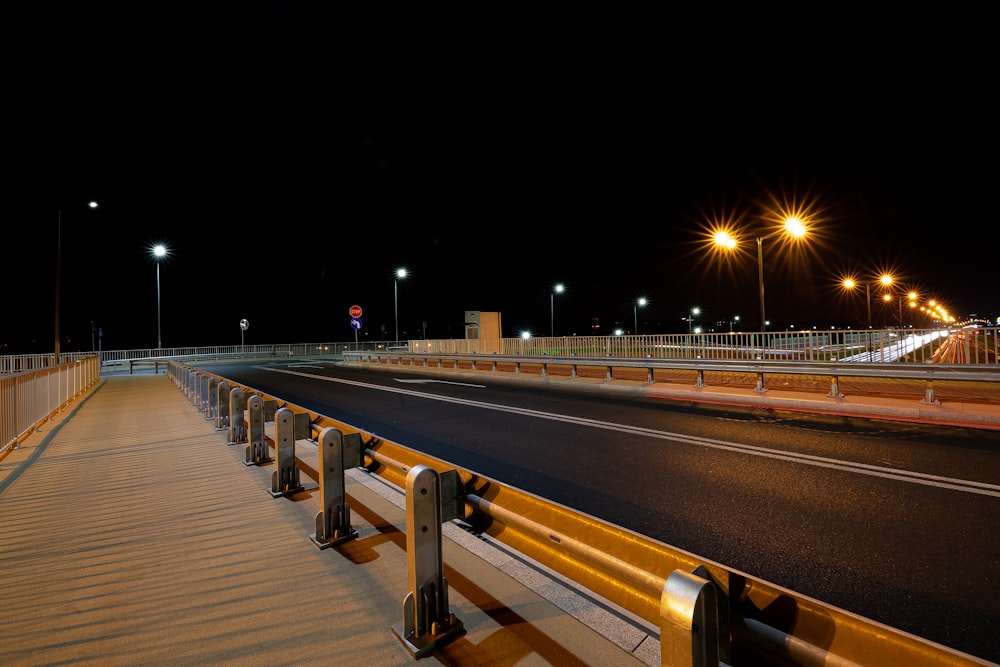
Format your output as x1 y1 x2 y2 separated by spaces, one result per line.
351 318 362 330
349 305 362 318
239 318 249 331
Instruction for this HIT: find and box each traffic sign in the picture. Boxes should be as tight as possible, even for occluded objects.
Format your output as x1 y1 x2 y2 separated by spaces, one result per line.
240 318 249 331
349 305 362 318
351 318 362 330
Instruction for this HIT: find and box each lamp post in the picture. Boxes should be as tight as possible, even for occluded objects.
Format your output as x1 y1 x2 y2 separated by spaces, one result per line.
730 315 740 333
152 244 167 349
756 217 807 334
394 267 408 343
55 201 98 363
686 307 700 334
633 297 647 334
550 283 564 337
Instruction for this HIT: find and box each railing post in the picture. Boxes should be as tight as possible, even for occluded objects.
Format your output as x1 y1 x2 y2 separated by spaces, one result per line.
392 464 466 658
828 376 843 399
269 407 304 497
923 379 939 405
206 377 219 422
227 387 247 445
216 381 230 431
199 375 210 413
695 369 705 389
660 569 719 667
244 394 271 465
309 427 363 549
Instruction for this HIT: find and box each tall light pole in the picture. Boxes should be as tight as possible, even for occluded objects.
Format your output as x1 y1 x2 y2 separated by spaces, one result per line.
153 244 167 349
633 297 647 334
394 267 408 343
687 307 700 334
756 217 807 333
550 283 564 337
55 201 98 363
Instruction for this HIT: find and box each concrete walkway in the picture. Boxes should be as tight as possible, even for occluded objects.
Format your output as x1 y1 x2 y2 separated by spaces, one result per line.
0 374 655 667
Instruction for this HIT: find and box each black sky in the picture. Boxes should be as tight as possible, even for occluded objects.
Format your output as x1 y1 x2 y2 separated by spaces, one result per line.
4 7 996 353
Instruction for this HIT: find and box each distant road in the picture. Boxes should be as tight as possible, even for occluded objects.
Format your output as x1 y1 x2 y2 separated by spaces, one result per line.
195 359 1000 664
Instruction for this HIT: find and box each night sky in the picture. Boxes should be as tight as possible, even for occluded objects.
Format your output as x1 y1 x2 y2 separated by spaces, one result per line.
4 7 996 354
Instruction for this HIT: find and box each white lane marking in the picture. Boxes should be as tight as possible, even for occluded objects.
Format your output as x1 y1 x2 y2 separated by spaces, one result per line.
394 378 487 388
261 367 1000 498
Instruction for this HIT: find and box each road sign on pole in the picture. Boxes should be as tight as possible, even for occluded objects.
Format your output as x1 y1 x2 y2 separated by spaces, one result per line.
349 305 362 318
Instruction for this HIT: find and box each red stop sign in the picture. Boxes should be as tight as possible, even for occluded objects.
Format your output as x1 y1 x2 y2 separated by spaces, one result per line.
349 305 362 318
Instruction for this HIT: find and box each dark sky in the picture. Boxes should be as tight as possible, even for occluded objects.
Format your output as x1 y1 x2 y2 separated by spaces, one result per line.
4 7 996 353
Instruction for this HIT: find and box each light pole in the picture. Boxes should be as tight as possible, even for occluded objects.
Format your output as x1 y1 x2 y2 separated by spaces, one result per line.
756 217 807 334
54 201 98 363
633 297 647 334
687 307 700 334
394 267 407 343
550 283 564 337
152 244 167 349
730 315 740 332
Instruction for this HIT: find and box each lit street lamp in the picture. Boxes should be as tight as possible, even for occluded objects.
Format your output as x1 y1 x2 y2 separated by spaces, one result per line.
711 216 809 333
686 307 700 334
756 218 807 333
730 315 740 332
550 283 564 337
394 267 408 343
152 244 168 349
634 297 647 334
54 201 98 363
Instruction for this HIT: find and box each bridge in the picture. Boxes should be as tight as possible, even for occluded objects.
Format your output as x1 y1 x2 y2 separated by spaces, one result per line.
2 331 999 666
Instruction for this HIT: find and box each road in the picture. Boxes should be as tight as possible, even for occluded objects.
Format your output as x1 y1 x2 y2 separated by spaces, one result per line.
194 358 1000 664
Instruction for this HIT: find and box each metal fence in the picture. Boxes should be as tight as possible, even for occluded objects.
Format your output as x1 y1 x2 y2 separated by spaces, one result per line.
1 355 101 455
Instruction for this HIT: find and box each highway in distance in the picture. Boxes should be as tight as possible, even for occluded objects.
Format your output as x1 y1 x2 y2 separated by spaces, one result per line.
195 358 1000 664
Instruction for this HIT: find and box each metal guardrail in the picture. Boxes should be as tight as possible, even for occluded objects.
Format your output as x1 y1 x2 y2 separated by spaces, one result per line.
0 355 101 455
343 350 1000 405
169 360 993 666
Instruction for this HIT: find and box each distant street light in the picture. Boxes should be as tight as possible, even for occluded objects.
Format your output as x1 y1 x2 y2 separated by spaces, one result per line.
394 267 408 342
842 273 894 329
634 297 647 334
152 244 168 349
730 315 740 333
55 201 98 363
686 307 700 334
550 283 564 337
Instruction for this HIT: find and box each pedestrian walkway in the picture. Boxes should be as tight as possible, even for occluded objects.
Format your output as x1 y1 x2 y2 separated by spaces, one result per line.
0 374 654 667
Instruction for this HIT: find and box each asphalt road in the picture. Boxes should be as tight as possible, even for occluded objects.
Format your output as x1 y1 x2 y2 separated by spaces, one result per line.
194 358 1000 664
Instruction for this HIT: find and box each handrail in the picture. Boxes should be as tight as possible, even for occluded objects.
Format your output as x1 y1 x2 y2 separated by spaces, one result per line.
169 360 992 666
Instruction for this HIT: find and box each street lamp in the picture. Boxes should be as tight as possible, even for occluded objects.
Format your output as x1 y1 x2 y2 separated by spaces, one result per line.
550 283 564 337
54 201 99 363
686 307 700 334
756 217 807 333
842 273 894 329
152 244 168 349
394 267 408 343
730 315 740 333
711 216 808 333
634 297 647 334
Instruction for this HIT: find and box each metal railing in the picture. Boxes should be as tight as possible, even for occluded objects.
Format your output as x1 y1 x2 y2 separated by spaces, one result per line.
1 355 101 455
170 359 991 666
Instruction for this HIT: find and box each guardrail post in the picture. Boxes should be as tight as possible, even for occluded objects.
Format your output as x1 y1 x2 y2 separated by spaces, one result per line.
754 372 766 394
392 464 466 658
269 407 304 497
187 370 197 402
828 376 843 399
695 369 705 389
199 375 210 413
216 382 230 431
244 394 271 465
206 377 219 422
227 387 247 445
923 379 940 405
660 568 719 667
310 427 363 549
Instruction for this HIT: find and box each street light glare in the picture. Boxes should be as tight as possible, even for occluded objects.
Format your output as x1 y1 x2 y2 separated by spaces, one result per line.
153 244 168 258
396 268 408 279
713 230 737 249
784 217 807 237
